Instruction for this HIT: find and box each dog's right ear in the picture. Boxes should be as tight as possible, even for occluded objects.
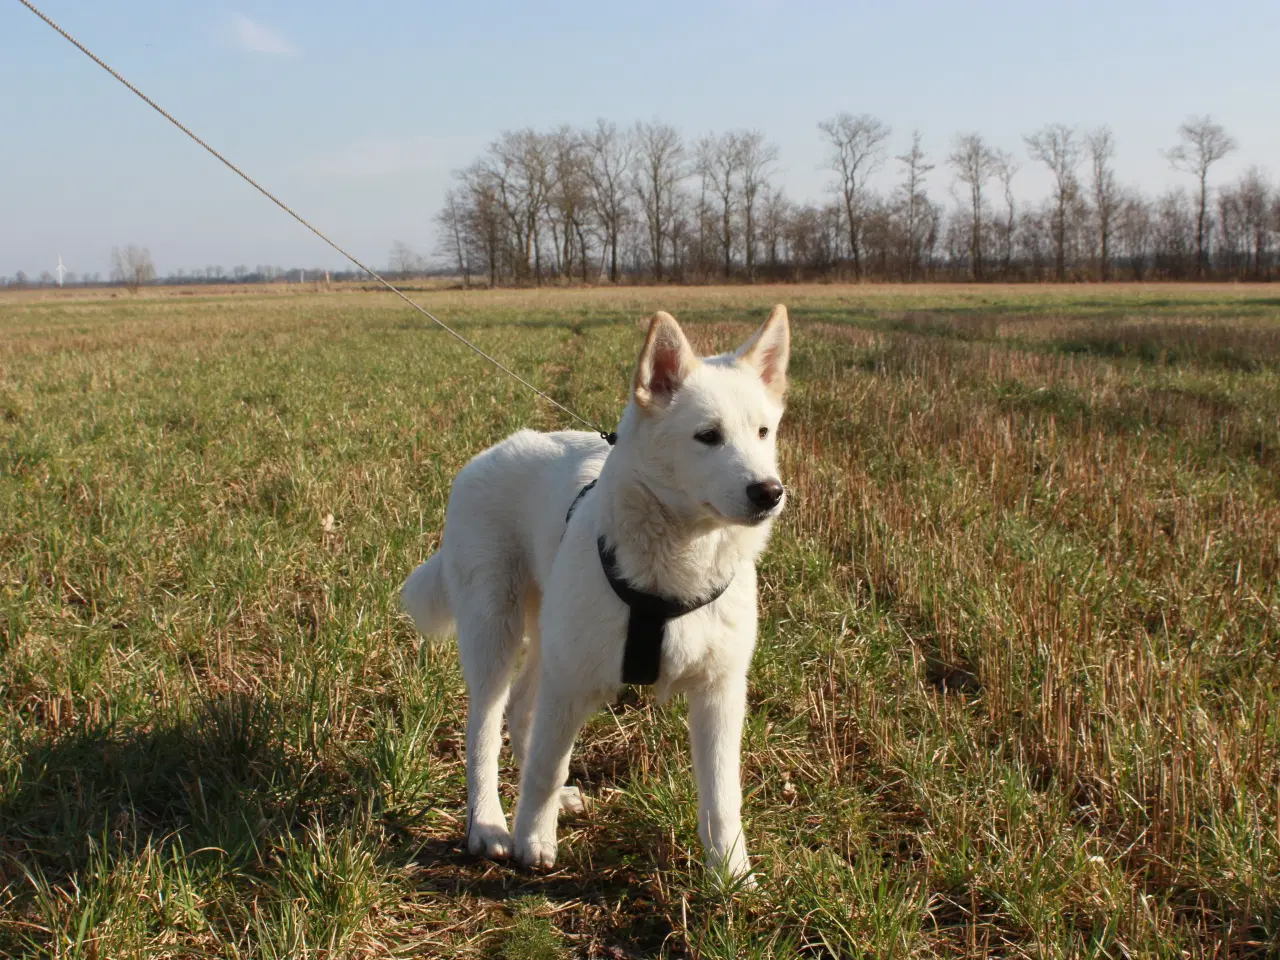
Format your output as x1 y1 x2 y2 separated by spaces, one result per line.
633 311 698 409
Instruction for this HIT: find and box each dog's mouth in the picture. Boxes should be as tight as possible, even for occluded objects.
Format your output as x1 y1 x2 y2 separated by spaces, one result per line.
704 501 783 526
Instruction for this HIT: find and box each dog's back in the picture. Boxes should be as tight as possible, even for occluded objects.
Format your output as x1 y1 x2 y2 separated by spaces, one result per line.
401 429 610 638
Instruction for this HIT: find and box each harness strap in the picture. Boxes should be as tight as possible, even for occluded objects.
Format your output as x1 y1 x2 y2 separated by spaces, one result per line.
597 537 731 685
564 480 732 686
564 478 597 525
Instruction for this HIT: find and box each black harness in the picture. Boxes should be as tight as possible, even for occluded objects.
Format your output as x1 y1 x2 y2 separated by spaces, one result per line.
565 480 732 685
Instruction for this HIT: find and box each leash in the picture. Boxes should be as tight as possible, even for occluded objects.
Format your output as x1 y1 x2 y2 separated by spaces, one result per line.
14 0 616 446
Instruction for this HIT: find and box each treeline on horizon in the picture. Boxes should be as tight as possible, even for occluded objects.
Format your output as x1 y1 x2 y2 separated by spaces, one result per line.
431 114 1278 286
0 259 362 291
7 113 1277 291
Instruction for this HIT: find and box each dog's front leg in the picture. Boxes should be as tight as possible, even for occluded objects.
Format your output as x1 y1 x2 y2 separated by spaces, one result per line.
512 681 593 870
688 674 754 885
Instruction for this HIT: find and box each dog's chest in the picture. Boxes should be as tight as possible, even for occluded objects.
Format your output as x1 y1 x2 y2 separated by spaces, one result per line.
654 579 757 695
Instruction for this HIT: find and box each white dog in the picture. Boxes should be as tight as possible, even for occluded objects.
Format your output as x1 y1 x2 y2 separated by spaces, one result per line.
401 305 790 881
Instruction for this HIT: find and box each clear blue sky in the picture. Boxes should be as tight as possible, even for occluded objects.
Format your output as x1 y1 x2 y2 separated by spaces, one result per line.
3 0 1278 278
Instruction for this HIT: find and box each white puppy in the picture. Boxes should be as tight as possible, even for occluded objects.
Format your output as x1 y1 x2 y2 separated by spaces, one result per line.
401 305 790 881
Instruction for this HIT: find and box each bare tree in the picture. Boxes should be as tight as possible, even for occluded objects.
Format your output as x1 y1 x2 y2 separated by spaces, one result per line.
759 186 789 272
632 121 686 280
1116 191 1154 280
434 190 472 286
949 133 997 280
1166 115 1237 277
786 203 843 274
1217 168 1274 280
1234 167 1271 279
457 162 505 286
546 127 594 281
1217 185 1245 278
1087 126 1120 280
111 245 156 293
484 130 553 284
738 131 779 281
895 131 934 281
668 189 693 281
697 132 743 279
818 113 890 280
1153 188 1195 278
389 240 425 278
1273 194 1280 271
993 150 1019 277
690 160 717 278
583 120 634 284
1025 124 1081 281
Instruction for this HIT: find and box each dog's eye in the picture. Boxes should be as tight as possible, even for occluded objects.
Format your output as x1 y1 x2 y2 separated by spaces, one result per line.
694 428 723 446
758 426 769 439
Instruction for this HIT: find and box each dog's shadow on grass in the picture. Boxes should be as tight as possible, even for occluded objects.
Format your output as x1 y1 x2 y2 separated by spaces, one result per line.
402 813 679 952
2 691 667 930
402 712 667 912
0 693 358 880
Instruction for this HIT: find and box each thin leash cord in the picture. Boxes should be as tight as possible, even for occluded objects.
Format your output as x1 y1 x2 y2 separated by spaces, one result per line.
15 0 616 444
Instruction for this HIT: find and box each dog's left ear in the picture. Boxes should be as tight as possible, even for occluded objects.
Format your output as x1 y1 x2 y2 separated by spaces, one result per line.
736 304 790 400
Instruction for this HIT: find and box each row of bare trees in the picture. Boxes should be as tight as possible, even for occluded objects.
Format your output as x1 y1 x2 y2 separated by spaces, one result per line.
2 255 346 291
10 246 157 292
432 115 1278 285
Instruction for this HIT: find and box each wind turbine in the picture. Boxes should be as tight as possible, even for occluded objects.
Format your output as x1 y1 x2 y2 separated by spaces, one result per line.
55 255 68 287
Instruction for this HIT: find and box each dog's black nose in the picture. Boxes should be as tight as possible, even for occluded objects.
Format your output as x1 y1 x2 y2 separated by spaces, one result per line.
746 479 784 510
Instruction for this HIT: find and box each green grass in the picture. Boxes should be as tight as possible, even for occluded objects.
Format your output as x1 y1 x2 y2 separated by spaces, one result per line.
1 283 1278 957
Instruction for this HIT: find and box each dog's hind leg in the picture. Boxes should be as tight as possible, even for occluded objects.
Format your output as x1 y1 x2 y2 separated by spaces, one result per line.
456 601 523 860
506 638 538 773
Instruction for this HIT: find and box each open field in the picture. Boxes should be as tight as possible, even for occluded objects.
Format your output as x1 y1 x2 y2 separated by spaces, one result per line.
1 283 1278 958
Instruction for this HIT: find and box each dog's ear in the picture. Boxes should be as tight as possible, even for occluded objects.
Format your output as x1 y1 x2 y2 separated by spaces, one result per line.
736 304 790 400
633 311 698 409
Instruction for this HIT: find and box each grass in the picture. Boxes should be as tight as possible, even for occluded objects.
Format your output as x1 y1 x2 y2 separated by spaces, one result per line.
1 282 1277 958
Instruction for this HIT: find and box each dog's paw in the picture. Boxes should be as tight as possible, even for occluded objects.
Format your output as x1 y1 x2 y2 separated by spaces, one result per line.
466 820 513 860
709 866 757 892
707 853 756 891
558 785 586 815
515 834 558 871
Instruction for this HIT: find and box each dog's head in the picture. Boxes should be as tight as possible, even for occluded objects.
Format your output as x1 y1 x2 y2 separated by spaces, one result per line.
622 304 790 527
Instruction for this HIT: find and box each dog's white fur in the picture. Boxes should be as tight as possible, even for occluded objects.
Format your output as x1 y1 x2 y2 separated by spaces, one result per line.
401 305 790 880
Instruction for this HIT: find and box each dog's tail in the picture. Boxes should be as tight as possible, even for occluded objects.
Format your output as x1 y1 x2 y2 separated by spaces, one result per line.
400 553 454 639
